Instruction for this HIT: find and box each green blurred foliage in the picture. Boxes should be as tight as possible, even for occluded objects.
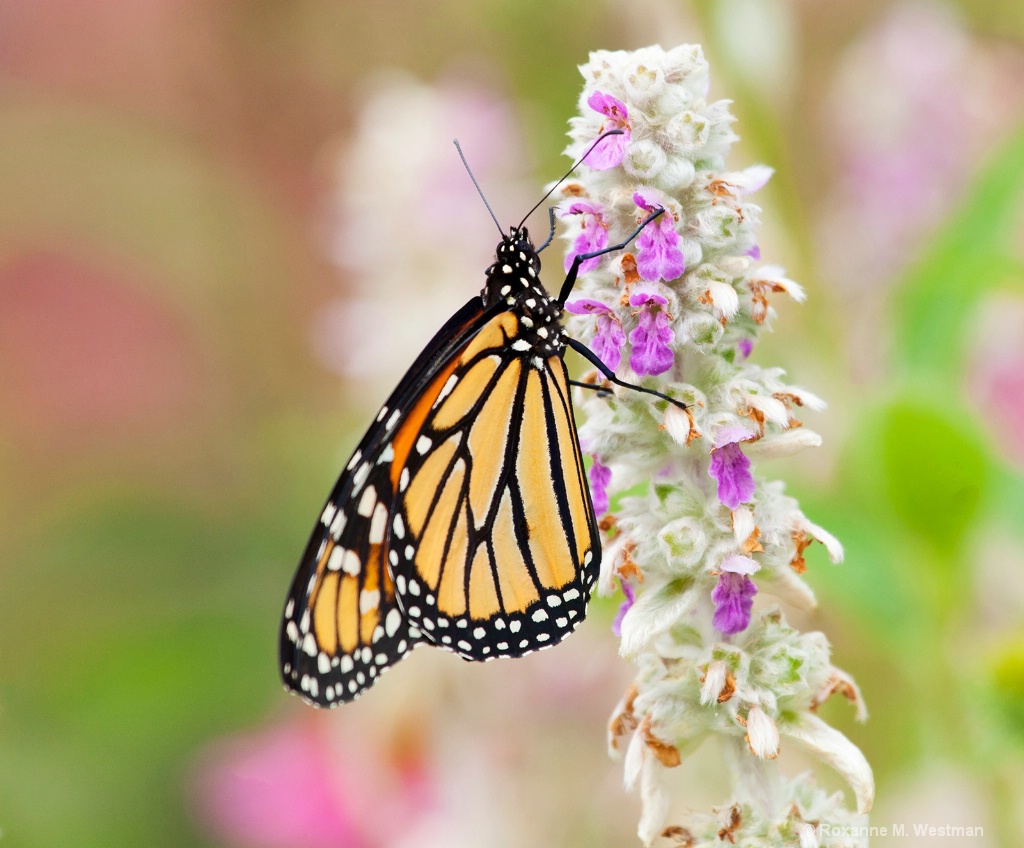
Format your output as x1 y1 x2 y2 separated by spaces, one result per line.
879 399 986 558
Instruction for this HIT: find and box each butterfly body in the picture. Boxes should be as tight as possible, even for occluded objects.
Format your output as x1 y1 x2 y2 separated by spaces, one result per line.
280 226 599 707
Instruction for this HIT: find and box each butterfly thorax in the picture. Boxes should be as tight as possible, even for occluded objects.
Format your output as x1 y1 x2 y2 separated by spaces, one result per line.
481 227 565 364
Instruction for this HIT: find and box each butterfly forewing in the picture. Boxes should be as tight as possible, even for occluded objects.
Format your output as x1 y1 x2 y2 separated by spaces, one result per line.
280 297 496 706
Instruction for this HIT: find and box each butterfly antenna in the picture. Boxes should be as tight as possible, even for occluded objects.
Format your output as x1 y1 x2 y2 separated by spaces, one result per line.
517 129 624 229
454 139 504 238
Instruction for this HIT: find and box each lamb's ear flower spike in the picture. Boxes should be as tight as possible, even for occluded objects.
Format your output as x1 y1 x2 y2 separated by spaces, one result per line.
561 45 873 846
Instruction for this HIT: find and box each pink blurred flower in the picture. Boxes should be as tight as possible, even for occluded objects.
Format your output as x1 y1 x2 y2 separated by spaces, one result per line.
967 295 1024 468
820 2 1024 291
193 721 434 848
0 250 201 446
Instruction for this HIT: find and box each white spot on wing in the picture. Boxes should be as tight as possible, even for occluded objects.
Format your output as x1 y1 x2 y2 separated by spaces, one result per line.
357 486 376 517
329 511 347 538
435 374 459 406
341 549 361 575
352 462 371 490
416 435 432 454
321 503 337 526
368 502 388 544
327 547 344 571
359 589 380 614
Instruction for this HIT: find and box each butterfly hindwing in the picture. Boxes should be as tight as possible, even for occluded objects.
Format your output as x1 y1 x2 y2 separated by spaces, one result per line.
387 310 600 661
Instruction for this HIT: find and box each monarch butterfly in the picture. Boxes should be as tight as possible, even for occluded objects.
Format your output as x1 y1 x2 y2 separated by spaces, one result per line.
280 138 680 706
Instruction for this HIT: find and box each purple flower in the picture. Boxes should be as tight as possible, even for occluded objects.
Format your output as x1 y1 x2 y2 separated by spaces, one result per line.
633 191 685 282
612 578 636 637
708 426 757 509
585 91 630 169
746 244 761 260
628 291 674 376
711 554 760 635
738 338 753 359
562 201 609 274
564 298 625 370
588 455 612 515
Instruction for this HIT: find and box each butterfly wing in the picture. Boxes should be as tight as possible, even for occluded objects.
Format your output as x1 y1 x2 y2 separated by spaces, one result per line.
388 310 601 660
280 296 496 706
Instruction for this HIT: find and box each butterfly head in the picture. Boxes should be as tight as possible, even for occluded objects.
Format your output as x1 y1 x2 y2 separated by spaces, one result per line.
482 226 545 308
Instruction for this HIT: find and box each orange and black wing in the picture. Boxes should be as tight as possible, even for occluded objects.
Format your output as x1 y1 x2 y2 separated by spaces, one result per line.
388 310 600 660
280 302 601 706
279 297 495 706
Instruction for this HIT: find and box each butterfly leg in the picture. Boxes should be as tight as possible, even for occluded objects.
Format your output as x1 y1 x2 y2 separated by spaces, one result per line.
567 377 612 397
557 208 666 305
566 337 687 410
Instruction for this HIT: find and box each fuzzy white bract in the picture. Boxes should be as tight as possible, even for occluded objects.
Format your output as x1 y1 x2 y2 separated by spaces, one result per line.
562 45 874 846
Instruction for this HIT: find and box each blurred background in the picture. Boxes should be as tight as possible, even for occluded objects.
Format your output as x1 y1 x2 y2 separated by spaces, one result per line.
2 1 1023 846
